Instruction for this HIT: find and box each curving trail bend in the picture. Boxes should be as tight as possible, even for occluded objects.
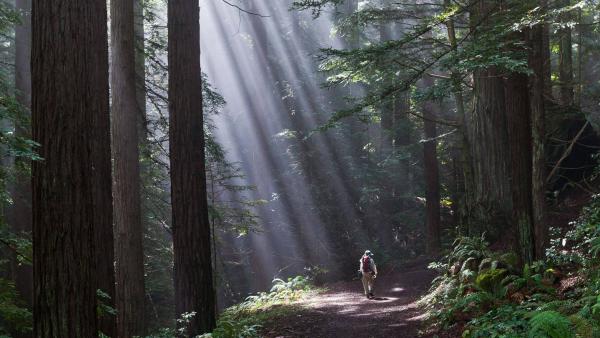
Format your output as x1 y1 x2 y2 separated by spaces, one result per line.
262 264 437 338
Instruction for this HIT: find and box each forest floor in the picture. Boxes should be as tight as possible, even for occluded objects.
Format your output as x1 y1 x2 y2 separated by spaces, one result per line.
260 261 438 338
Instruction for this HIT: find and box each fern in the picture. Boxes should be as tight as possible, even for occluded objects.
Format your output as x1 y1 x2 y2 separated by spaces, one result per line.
568 314 598 338
538 300 578 315
528 311 573 338
475 268 507 296
453 291 494 314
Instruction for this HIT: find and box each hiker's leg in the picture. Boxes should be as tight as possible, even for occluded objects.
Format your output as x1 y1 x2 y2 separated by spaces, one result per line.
361 275 369 295
367 274 374 293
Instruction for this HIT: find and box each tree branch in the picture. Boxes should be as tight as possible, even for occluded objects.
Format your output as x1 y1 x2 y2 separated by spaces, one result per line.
546 120 590 183
221 0 270 17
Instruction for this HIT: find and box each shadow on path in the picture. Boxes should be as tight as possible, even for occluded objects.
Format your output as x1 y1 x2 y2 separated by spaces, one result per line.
262 264 437 338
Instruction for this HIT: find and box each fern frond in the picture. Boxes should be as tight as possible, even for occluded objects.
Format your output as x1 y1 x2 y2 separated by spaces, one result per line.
528 311 573 338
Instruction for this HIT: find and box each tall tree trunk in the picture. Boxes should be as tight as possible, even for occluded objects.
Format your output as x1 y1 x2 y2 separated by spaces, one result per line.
558 0 574 106
12 0 33 314
469 0 513 239
393 93 411 200
31 0 114 335
444 0 474 234
505 63 535 266
167 0 216 334
422 78 441 255
575 7 583 107
542 15 552 99
530 4 548 260
470 65 512 238
111 0 146 336
377 21 403 248
379 22 393 158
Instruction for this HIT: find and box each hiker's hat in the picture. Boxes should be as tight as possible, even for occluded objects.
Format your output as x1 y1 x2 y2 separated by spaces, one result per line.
364 250 373 256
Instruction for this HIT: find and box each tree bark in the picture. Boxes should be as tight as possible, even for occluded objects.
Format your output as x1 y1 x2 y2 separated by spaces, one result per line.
558 0 574 106
31 0 115 335
542 14 552 98
379 22 393 158
468 0 513 240
575 7 583 107
393 93 411 199
168 0 216 334
529 5 548 260
505 63 535 266
470 65 512 238
422 78 441 255
445 0 475 233
110 0 146 336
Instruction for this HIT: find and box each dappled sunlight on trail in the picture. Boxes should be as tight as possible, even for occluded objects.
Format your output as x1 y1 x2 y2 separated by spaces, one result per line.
262 264 437 337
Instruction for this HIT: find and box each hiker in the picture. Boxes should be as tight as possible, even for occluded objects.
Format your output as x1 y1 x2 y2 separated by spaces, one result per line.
359 250 378 299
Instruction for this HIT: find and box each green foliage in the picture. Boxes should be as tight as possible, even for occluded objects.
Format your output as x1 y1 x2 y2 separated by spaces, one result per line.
528 311 573 338
142 328 179 338
0 3 37 336
463 304 528 338
0 226 31 265
422 190 600 337
96 289 117 318
475 268 507 295
568 314 600 338
242 275 313 309
547 194 600 269
198 313 261 338
140 276 317 338
0 274 31 335
421 235 517 328
216 275 315 335
290 0 343 18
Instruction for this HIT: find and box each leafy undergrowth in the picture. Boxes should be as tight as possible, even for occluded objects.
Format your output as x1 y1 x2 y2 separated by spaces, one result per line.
420 195 600 338
200 275 321 338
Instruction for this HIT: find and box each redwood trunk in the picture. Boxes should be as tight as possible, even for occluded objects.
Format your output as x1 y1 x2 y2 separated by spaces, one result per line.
168 0 216 334
505 67 535 266
379 23 393 158
558 0 574 106
422 80 441 255
469 1 513 239
110 0 146 336
445 0 474 232
542 0 552 98
393 93 411 199
469 66 512 238
530 9 548 260
31 0 114 335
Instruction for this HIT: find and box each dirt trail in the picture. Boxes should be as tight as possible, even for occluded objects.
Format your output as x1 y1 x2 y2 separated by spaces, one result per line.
262 264 437 338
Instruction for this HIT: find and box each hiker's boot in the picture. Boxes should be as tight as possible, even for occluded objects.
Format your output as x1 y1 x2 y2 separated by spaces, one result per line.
369 292 374 299
365 293 371 299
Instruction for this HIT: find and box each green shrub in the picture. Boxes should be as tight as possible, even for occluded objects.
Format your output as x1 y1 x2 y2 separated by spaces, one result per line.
475 268 507 296
528 311 573 338
196 275 316 338
463 304 528 338
423 195 600 338
0 276 32 335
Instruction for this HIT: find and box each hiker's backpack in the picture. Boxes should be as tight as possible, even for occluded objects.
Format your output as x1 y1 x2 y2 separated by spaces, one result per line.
361 255 372 273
